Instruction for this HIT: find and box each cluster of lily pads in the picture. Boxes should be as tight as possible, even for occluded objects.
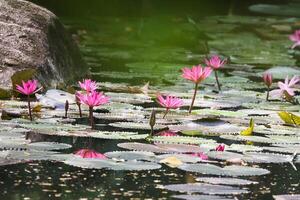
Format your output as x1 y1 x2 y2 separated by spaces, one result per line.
1 24 300 199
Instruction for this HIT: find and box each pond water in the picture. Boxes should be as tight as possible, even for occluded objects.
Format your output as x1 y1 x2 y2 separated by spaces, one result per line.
1 0 300 200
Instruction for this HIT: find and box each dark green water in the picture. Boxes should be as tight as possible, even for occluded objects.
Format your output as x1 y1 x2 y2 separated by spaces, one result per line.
1 1 300 199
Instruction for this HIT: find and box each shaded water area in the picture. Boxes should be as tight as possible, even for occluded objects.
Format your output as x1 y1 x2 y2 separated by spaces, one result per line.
1 0 300 200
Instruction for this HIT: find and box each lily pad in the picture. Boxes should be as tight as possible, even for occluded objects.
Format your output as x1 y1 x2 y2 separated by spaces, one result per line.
172 194 235 200
164 183 249 195
104 151 155 161
63 156 161 171
273 194 300 200
178 163 270 176
109 122 166 130
195 177 258 186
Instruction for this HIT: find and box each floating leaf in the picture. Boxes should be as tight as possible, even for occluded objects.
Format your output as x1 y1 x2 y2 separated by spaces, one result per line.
118 142 206 153
159 156 183 168
273 194 300 200
157 154 203 163
26 142 72 151
164 183 249 195
104 151 155 161
278 111 294 125
195 177 258 186
172 194 235 200
264 146 300 154
192 109 246 118
94 112 145 121
118 142 171 153
241 152 293 163
0 150 63 161
227 144 263 152
109 122 166 130
150 136 216 145
207 151 244 161
178 163 270 176
63 156 161 171
220 135 273 144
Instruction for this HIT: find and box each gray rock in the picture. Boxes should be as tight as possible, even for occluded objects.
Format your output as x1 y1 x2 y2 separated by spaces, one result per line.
0 0 88 92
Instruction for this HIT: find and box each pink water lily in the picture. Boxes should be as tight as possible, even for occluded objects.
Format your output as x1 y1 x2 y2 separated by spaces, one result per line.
16 80 39 96
16 79 40 121
263 73 273 101
289 29 300 49
182 65 212 113
263 73 273 88
77 91 109 107
75 149 107 159
182 65 212 84
215 144 225 151
155 130 178 136
79 79 97 93
76 91 109 128
270 76 300 102
205 55 226 91
157 94 183 118
205 55 226 70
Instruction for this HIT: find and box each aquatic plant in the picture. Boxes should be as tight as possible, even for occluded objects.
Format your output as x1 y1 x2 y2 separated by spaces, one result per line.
278 111 300 126
215 144 225 151
270 76 300 104
74 149 107 159
76 91 109 129
289 29 300 49
240 118 254 136
78 79 97 93
205 55 226 91
16 80 41 121
182 65 212 113
156 94 183 118
263 73 272 101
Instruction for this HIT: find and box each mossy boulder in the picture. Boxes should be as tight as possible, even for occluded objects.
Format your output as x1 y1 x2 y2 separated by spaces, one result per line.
0 0 88 98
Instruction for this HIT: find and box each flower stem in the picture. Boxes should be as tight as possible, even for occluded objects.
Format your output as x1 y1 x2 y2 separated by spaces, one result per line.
214 71 221 91
64 100 69 118
89 106 95 129
163 108 169 119
77 103 82 117
27 95 32 121
149 109 156 136
188 83 199 114
266 87 270 101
